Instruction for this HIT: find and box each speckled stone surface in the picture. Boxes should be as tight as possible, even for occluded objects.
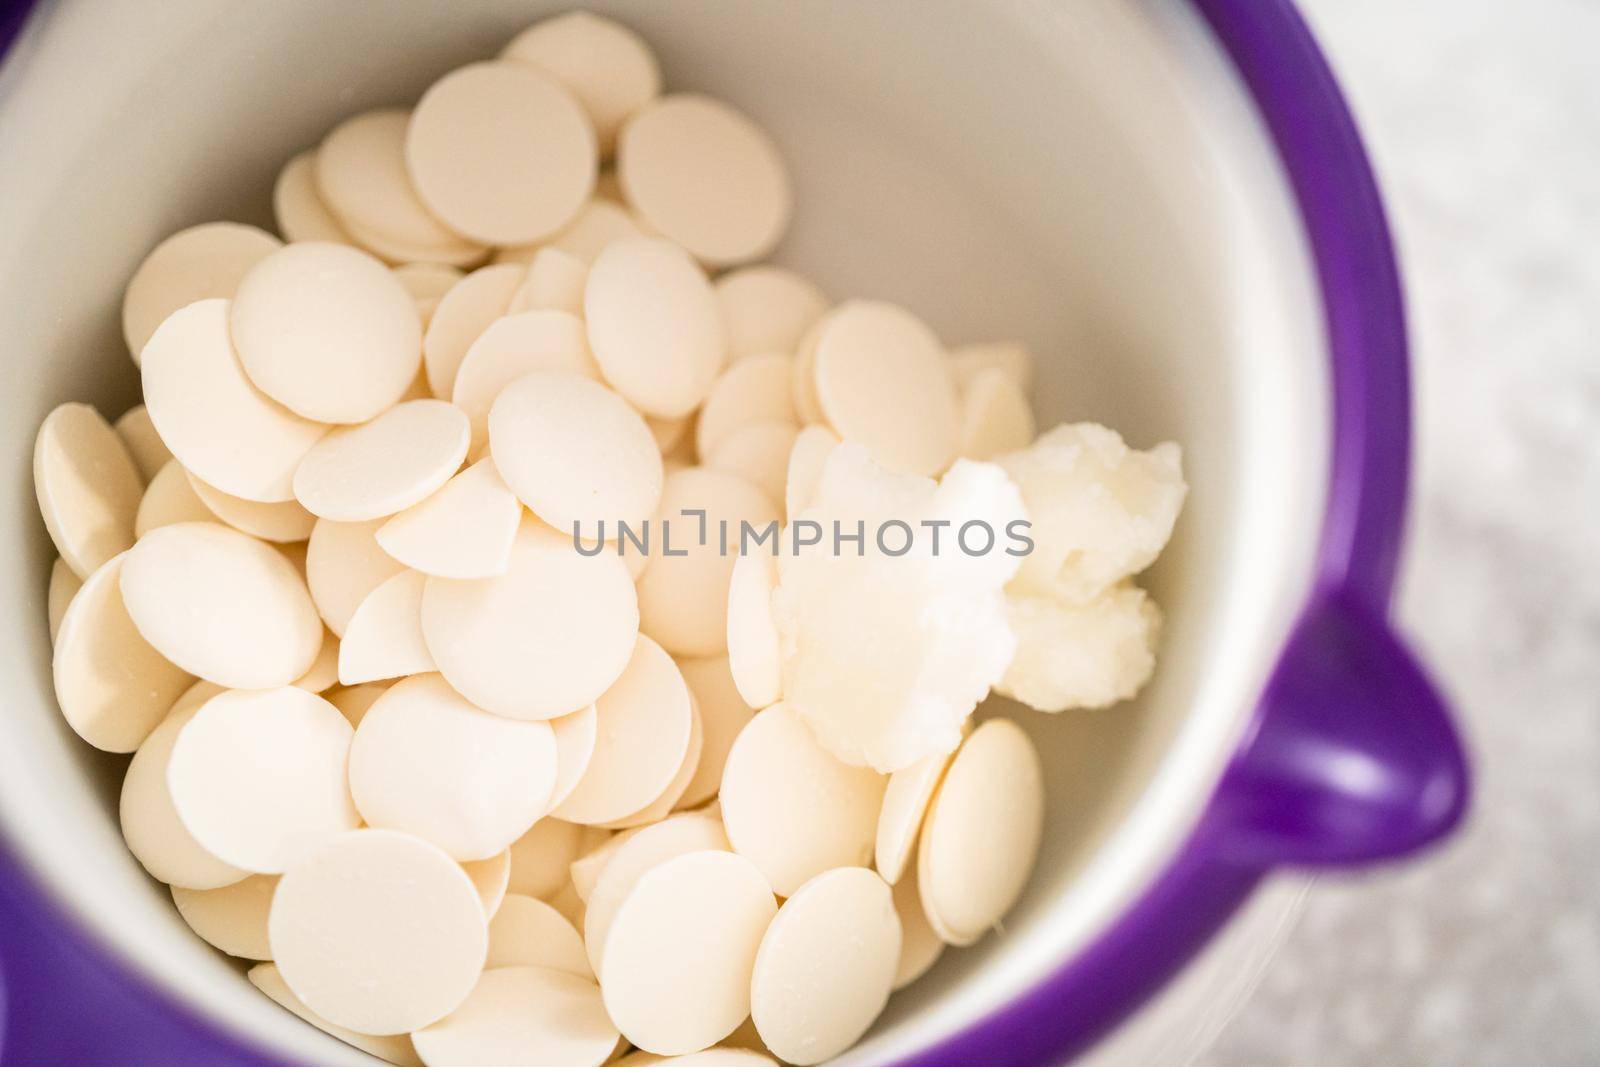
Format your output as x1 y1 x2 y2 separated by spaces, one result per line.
1189 1 1600 1063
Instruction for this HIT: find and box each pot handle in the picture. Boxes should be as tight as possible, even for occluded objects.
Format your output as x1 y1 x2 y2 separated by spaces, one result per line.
1213 589 1469 868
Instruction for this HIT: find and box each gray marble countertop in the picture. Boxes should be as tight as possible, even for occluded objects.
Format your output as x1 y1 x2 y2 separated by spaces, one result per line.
1190 1 1600 1063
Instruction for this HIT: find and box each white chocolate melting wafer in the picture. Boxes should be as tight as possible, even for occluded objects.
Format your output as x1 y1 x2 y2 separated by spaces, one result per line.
423 520 638 721
168 687 359 874
231 242 422 424
34 403 145 578
408 62 596 246
551 636 693 825
122 222 281 361
121 521 322 688
812 301 959 477
411 965 618 1067
502 11 661 156
490 371 662 540
268 828 486 1035
600 850 776 1055
750 867 900 1065
488 894 592 978
917 718 1044 945
294 399 468 522
720 704 885 897
584 237 724 419
338 570 435 685
376 459 520 579
350 674 557 860
140 299 327 504
618 95 791 267
172 874 278 961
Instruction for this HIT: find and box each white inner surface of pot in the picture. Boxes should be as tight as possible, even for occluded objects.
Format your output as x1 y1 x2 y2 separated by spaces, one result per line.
0 1 1326 1063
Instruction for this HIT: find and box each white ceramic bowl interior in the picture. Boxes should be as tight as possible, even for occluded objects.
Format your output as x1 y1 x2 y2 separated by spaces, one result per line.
0 1 1327 1062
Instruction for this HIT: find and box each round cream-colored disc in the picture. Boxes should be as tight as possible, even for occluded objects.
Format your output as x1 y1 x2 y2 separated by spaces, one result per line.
506 247 588 316
783 425 841 518
957 367 1036 461
812 301 959 477
113 404 173 483
407 61 596 246
46 557 82 644
118 681 244 887
412 965 618 1067
121 222 282 361
305 517 407 637
875 746 959 885
168 686 359 873
393 261 464 321
52 554 192 753
489 371 663 538
549 635 692 825
315 109 486 264
705 421 797 508
599 693 701 828
502 11 660 156
134 460 215 538
273 151 355 246
422 519 638 721
600 849 776 1055
249 963 425 1067
269 828 487 1035
120 521 322 688
350 673 557 860
453 310 599 452
507 817 586 899
461 849 512 918
675 655 755 809
422 263 524 398
695 354 797 459
337 569 436 685
172 873 279 960
749 867 900 1066
231 242 422 424
293 399 469 522
547 705 599 811
581 811 728 977
719 704 886 896
714 267 828 362
890 868 944 989
917 718 1045 945
140 299 327 504
618 95 791 267
724 552 781 710
584 237 725 419
187 470 316 542
34 402 145 579
488 894 592 977
635 468 779 657
376 459 521 579
292 629 340 693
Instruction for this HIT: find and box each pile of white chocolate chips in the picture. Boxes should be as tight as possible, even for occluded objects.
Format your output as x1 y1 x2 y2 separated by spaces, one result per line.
32 12 1187 1067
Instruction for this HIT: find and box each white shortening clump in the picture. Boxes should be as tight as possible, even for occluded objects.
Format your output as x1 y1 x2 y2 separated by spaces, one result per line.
997 582 1162 712
999 422 1186 604
773 444 1026 773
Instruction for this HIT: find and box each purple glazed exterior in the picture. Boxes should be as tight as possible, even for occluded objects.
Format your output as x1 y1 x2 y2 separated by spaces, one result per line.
0 0 1468 1064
